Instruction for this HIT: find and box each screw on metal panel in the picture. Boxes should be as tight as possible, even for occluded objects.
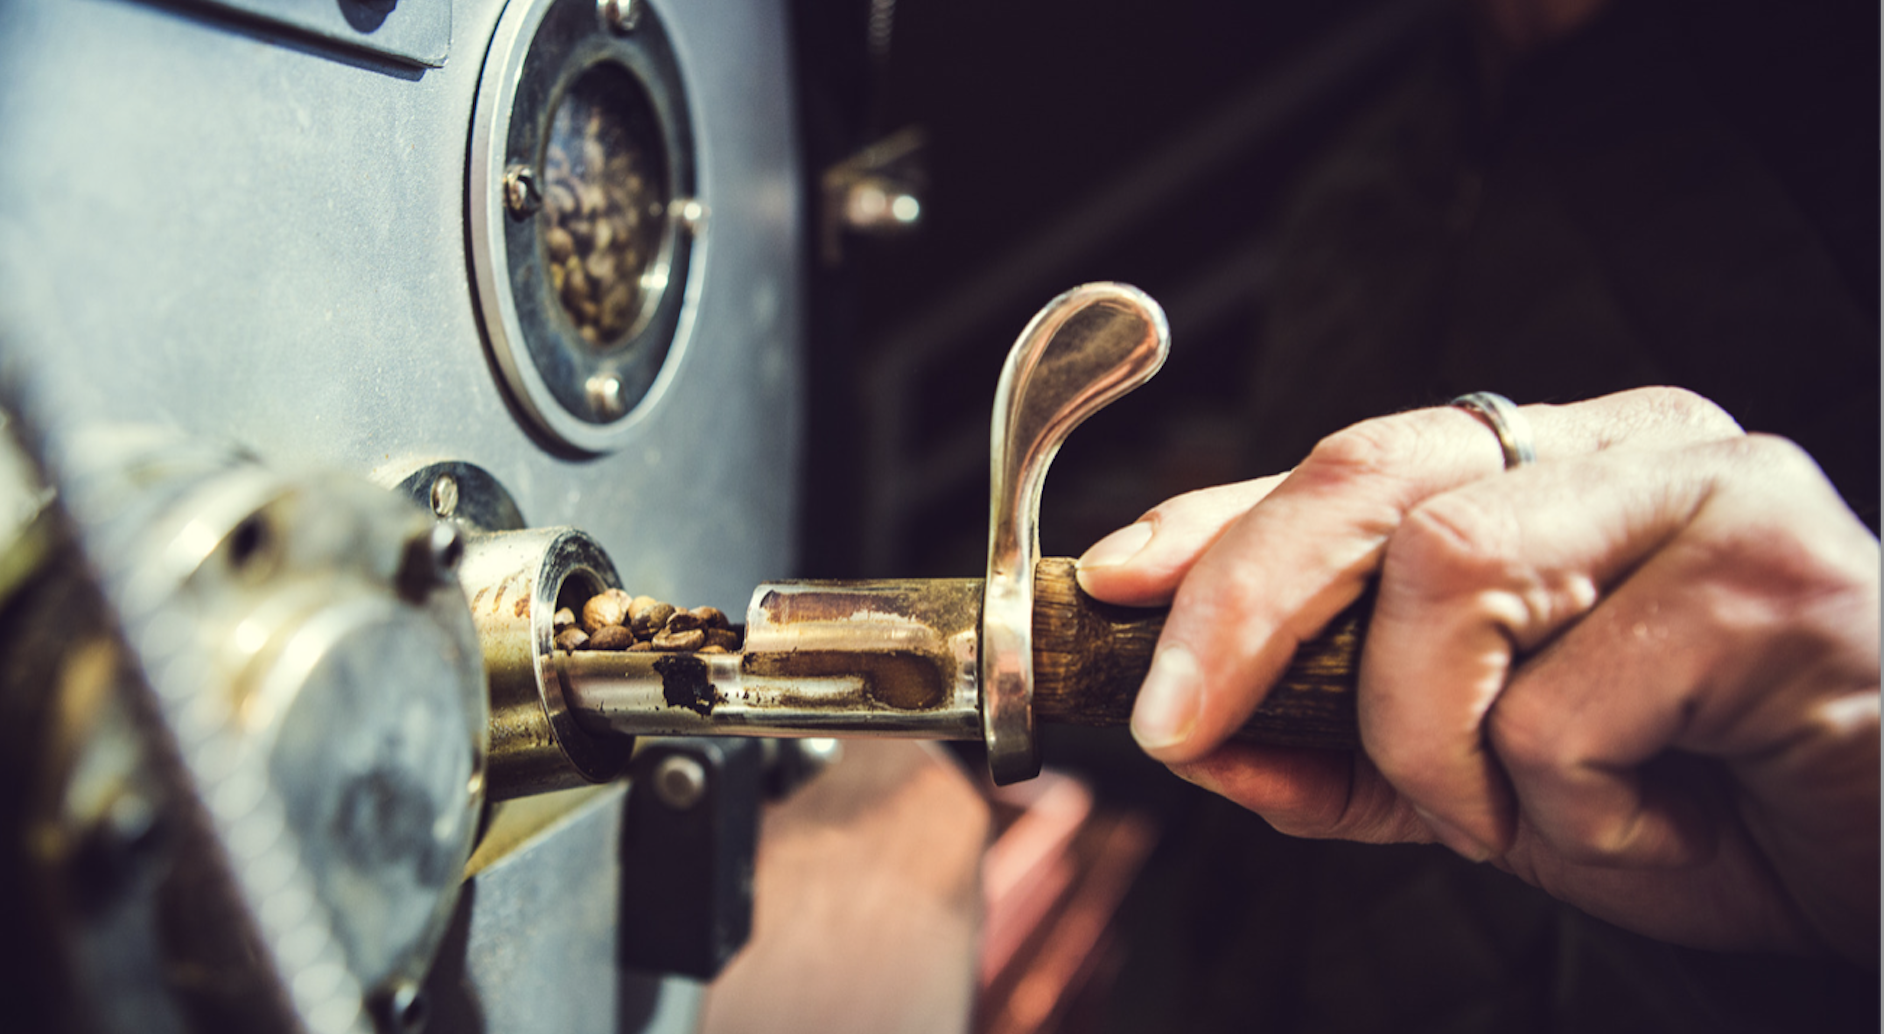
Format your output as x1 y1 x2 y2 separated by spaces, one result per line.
761 738 844 799
503 164 543 216
586 373 626 421
99 789 160 849
396 522 464 601
429 474 458 518
370 980 428 1034
425 522 464 575
653 754 707 810
798 738 843 771
672 198 707 235
843 176 922 230
227 515 274 571
75 787 168 897
598 0 640 34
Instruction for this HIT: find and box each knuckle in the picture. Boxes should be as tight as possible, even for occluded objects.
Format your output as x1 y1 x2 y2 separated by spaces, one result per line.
1387 493 1518 590
1486 694 1569 782
1387 495 1595 645
1146 477 1264 525
1614 386 1745 441
1542 809 1640 866
1693 435 1876 603
1261 793 1349 839
1736 432 1822 482
1359 725 1447 801
1646 386 1742 435
1301 416 1426 483
1143 485 1213 522
1490 710 1697 868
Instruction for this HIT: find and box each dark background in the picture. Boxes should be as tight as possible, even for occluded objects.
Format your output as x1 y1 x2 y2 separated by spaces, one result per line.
788 1 1879 1030
795 0 1433 581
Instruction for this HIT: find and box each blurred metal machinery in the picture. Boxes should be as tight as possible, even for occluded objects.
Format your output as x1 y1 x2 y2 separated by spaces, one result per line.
0 0 969 1029
0 428 487 1033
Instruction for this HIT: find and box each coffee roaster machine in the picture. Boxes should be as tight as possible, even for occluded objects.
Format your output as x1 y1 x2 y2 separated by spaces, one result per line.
0 0 979 1030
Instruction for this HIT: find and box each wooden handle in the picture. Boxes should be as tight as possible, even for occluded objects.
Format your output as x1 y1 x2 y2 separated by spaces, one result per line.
1031 557 1364 749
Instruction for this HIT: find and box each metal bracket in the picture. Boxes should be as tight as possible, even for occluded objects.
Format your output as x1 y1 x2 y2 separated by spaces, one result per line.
618 737 762 980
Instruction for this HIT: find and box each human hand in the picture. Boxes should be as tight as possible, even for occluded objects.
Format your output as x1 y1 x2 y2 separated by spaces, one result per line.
1075 388 1880 963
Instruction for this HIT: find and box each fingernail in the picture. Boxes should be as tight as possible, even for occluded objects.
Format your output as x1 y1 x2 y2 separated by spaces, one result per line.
1414 806 1493 863
1132 645 1200 753
1078 521 1154 571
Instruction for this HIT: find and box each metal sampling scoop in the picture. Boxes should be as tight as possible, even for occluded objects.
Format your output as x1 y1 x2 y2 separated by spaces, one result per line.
560 284 1362 785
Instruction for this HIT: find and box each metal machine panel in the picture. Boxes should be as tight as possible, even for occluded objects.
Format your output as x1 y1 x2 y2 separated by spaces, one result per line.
0 0 804 1028
452 785 704 1034
197 0 452 67
0 0 801 618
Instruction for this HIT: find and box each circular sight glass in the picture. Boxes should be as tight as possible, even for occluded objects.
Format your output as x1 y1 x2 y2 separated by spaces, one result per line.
539 63 671 348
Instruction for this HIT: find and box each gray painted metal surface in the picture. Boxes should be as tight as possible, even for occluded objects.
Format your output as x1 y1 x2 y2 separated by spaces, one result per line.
196 0 452 67
0 0 802 619
461 785 706 1034
0 0 803 1028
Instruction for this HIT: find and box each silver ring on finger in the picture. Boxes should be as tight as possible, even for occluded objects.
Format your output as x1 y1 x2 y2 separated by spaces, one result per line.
1450 391 1536 470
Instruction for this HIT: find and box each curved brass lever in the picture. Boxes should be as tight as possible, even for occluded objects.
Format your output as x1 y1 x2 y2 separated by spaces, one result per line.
980 283 1170 784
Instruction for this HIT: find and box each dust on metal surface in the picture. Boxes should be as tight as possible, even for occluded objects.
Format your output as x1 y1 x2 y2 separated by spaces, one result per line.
741 650 945 711
743 577 980 712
